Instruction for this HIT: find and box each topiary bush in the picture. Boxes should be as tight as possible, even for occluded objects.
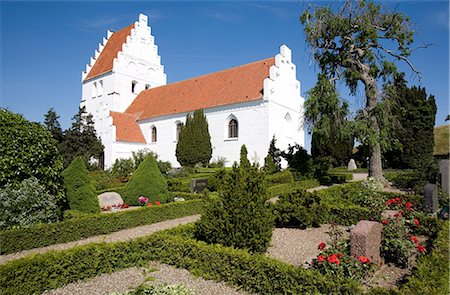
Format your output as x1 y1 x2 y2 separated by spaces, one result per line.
194 155 274 253
272 188 329 228
122 154 169 205
207 168 227 192
62 156 99 213
0 177 59 230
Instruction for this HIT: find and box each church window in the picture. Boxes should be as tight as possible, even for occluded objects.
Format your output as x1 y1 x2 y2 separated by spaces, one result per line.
228 118 238 138
92 82 97 98
176 122 183 141
132 81 137 93
145 84 151 90
98 80 103 97
151 126 157 142
284 112 292 122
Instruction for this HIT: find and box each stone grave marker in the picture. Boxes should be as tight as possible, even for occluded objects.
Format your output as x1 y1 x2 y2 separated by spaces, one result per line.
347 159 357 171
350 220 383 264
423 183 439 213
98 192 123 209
190 178 208 193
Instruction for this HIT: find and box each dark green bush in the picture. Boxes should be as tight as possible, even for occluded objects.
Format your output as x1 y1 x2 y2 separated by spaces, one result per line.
206 168 227 192
297 179 321 189
384 170 416 190
0 200 203 255
122 154 169 205
401 221 449 295
0 224 360 295
266 169 294 187
62 156 99 213
272 188 329 228
194 162 274 253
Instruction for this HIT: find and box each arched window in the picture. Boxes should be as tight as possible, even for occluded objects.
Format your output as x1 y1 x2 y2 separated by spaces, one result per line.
92 82 97 98
151 126 157 142
131 81 137 93
228 118 238 138
145 84 151 90
176 122 183 141
284 112 292 122
98 80 103 97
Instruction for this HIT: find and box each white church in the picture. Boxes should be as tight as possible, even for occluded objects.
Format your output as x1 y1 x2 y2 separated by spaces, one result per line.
81 14 304 169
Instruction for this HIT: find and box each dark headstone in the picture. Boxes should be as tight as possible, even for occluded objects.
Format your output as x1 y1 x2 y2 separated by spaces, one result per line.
424 183 439 213
350 220 383 264
190 178 208 193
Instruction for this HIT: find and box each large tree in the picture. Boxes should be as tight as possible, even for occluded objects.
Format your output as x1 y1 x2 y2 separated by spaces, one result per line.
44 108 64 143
59 106 104 168
175 109 212 166
301 0 426 182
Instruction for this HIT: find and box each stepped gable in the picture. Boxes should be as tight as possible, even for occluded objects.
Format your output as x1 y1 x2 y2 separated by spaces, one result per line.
125 57 275 121
110 111 146 143
84 24 134 81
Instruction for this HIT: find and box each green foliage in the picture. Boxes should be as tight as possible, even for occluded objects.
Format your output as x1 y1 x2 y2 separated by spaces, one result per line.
0 109 64 200
239 144 251 168
383 74 437 169
176 110 212 167
0 200 203 255
111 158 135 179
0 224 360 295
43 108 64 143
194 160 274 253
206 168 227 192
265 170 294 186
272 188 328 228
0 178 59 230
263 154 278 174
267 135 282 171
112 149 172 180
266 180 320 198
381 217 415 268
113 283 195 295
401 221 449 295
122 154 169 206
62 156 99 213
208 157 227 168
59 106 104 168
281 144 312 177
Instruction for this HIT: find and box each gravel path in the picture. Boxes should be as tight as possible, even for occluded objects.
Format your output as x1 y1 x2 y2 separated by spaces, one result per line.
0 215 200 266
43 261 254 295
267 225 349 267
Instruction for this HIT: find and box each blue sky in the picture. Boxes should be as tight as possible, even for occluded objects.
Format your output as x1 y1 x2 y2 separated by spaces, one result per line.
1 1 449 152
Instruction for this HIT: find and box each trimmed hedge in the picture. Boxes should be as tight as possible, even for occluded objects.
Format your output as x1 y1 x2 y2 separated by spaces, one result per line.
0 200 203 255
0 225 360 295
266 170 294 186
267 180 320 198
297 179 321 189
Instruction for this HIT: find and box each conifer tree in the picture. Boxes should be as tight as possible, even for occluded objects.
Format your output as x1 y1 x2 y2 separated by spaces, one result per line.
263 154 277 174
176 109 212 166
194 147 274 253
240 144 251 169
44 108 64 143
267 136 282 172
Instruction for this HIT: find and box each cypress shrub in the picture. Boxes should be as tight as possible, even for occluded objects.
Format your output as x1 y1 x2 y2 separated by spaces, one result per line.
122 154 169 205
194 148 274 253
62 157 99 213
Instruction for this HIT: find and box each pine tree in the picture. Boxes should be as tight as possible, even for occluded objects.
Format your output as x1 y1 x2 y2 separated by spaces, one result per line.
175 109 212 166
44 108 64 143
194 148 274 253
267 136 282 171
240 144 251 169
263 154 277 174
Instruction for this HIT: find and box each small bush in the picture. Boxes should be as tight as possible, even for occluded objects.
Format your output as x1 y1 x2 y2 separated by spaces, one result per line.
62 157 99 213
122 154 169 205
111 158 134 179
266 170 294 187
0 178 59 230
208 157 227 168
207 168 227 192
272 189 328 228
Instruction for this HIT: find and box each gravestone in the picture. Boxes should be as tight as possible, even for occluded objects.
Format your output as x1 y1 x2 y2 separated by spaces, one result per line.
98 192 123 208
350 220 383 264
423 183 439 213
347 159 357 171
439 159 449 194
190 178 208 193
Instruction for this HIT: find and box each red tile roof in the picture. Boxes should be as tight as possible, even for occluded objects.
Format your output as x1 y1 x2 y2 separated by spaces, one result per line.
110 111 146 143
84 24 134 81
125 57 275 121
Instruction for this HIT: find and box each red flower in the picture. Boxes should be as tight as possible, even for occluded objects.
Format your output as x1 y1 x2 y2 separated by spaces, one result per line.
147 203 153 207
417 244 426 253
414 219 420 226
327 254 340 265
405 202 412 210
318 242 326 250
154 201 161 205
317 255 325 262
358 256 370 264
337 253 343 258
398 209 405 216
381 219 389 225
410 236 419 244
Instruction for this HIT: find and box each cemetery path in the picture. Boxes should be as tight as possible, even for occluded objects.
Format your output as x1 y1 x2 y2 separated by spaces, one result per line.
0 214 201 266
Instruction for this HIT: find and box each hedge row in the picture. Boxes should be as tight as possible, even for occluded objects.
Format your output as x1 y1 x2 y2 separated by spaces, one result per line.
0 225 360 295
267 180 320 198
266 170 294 186
0 200 204 255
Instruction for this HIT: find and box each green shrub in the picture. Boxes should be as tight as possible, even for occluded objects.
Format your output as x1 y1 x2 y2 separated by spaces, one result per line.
263 154 278 174
113 283 195 295
0 178 59 230
0 200 203 254
401 221 449 295
62 156 99 213
297 179 321 189
0 109 64 201
206 168 227 192
326 204 373 225
111 158 134 179
122 154 169 205
169 191 203 201
194 161 274 253
266 170 294 186
0 224 360 295
272 188 328 228
208 157 227 168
